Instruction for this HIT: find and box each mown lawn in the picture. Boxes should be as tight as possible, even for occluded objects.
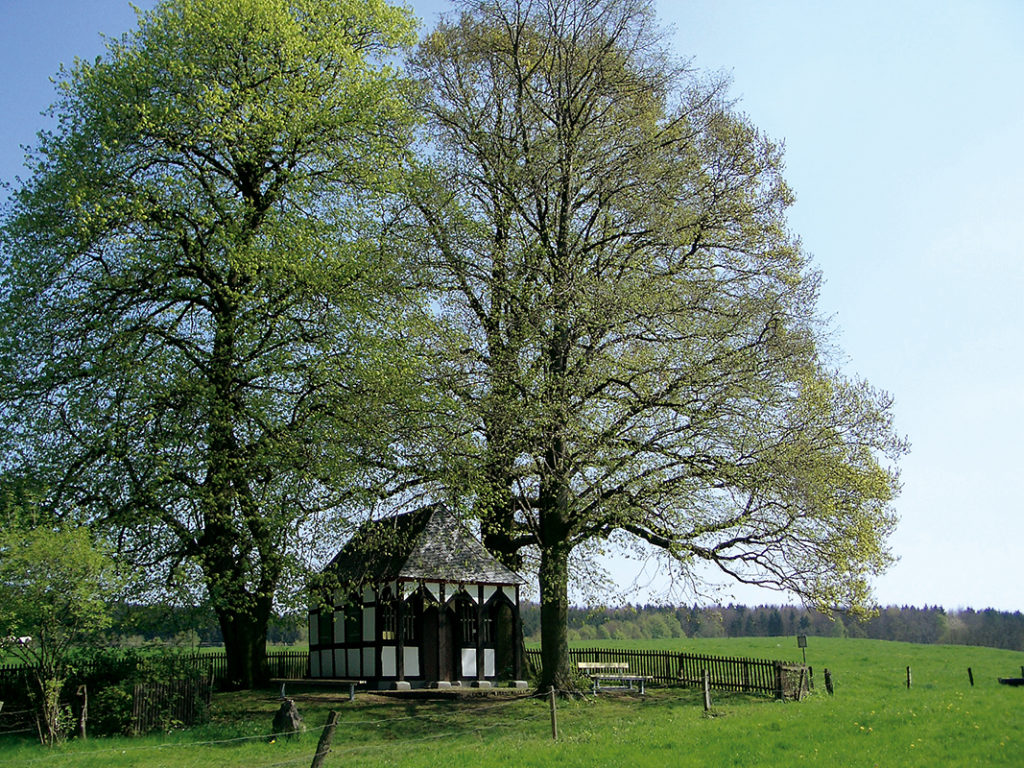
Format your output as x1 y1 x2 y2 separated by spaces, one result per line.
1 637 1022 767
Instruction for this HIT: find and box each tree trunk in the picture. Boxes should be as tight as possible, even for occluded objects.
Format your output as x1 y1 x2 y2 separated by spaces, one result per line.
216 599 271 690
537 541 573 692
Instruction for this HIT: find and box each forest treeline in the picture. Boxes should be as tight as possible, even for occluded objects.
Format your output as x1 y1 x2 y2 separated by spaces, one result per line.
110 602 1024 653
518 603 1024 652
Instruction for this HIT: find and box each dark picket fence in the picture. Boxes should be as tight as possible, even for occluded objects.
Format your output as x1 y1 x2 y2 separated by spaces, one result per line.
132 677 213 733
187 650 309 686
0 650 308 695
525 647 809 699
4 648 807 702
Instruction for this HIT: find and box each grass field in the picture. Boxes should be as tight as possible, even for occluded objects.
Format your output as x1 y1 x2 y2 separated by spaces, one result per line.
1 637 1022 767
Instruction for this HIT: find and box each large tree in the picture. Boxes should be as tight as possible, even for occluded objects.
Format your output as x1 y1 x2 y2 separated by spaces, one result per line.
412 0 907 690
0 0 423 687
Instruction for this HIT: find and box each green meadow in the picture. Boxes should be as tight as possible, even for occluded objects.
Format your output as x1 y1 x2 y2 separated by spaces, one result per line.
1 637 1022 767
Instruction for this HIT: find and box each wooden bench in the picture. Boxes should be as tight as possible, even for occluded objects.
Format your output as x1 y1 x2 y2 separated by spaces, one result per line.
576 662 652 695
270 678 366 702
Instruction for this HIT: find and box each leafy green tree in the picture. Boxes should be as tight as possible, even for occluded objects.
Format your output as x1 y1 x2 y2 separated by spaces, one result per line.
0 0 422 687
411 0 906 689
0 523 120 744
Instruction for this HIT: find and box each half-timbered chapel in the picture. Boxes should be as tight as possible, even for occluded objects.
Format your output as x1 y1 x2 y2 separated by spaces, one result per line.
308 504 526 689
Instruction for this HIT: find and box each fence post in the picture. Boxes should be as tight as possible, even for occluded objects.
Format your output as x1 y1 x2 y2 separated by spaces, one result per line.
968 667 974 686
823 668 834 695
549 687 558 741
906 666 912 689
702 669 712 712
310 711 339 768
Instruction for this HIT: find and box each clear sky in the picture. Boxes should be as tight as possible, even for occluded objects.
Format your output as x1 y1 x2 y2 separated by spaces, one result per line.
2 1 1022 612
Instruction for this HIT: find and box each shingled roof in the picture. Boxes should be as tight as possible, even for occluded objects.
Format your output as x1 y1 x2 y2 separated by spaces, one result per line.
324 504 525 588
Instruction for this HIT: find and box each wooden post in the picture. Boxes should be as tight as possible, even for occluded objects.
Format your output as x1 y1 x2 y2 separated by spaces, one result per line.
310 711 339 768
906 666 912 689
549 687 558 741
437 583 448 683
396 585 405 683
968 667 974 686
702 669 712 712
512 585 523 681
824 668 834 695
476 584 485 682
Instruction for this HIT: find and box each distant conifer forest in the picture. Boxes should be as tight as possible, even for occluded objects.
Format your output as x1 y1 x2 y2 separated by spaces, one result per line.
105 602 1024 653
516 604 1024 651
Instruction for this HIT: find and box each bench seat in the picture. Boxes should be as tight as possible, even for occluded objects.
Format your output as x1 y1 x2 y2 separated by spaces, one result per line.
270 677 366 702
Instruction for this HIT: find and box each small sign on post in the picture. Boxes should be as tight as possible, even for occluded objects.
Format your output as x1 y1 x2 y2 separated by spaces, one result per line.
797 635 807 666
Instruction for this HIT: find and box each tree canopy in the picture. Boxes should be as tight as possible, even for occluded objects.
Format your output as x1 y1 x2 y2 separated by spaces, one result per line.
0 0 424 687
411 0 906 689
1 0 908 694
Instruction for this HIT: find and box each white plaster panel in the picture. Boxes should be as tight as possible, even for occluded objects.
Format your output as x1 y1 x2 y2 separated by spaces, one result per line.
363 647 375 677
483 585 497 604
485 649 495 677
334 649 346 678
348 649 361 677
334 612 344 644
461 648 476 678
310 651 321 678
404 647 420 677
319 650 333 677
381 646 397 677
424 582 441 604
363 606 375 642
308 614 317 645
362 586 376 603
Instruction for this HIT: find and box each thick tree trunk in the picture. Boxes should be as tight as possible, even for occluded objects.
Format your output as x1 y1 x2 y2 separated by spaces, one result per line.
537 541 573 692
216 597 272 690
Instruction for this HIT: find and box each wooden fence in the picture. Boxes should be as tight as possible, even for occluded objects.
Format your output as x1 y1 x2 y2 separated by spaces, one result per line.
188 650 309 686
4 649 808 699
0 650 308 692
132 677 212 734
525 647 809 699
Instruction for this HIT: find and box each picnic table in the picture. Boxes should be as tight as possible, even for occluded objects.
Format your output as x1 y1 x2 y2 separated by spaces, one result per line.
576 662 652 695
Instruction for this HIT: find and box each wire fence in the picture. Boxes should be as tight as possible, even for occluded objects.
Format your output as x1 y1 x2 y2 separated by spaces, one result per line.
6 688 554 768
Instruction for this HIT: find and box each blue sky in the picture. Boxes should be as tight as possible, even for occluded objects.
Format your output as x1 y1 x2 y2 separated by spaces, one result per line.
2 1 1022 612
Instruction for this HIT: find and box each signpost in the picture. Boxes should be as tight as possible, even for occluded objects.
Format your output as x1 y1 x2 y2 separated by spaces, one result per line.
797 634 807 666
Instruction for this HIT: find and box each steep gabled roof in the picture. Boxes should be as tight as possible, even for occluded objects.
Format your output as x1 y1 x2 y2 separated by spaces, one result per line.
323 504 525 588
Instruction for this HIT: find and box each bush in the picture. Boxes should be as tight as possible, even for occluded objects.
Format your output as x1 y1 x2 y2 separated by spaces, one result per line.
90 684 134 736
